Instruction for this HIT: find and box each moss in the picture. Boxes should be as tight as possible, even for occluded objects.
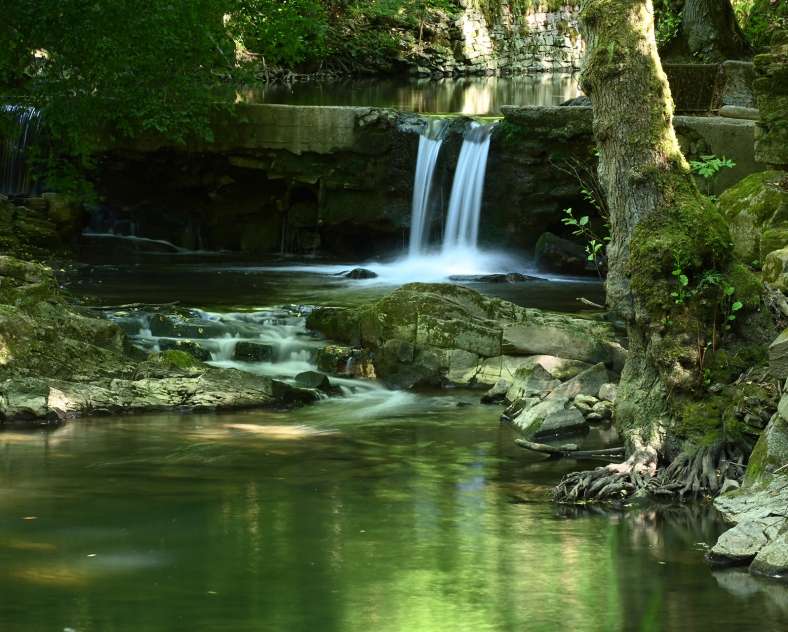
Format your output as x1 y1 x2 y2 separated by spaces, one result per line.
705 343 768 385
151 349 200 370
629 175 732 320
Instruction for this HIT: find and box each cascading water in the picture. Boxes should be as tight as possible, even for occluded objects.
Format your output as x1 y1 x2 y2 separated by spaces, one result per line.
441 122 494 255
408 119 447 256
1 105 41 196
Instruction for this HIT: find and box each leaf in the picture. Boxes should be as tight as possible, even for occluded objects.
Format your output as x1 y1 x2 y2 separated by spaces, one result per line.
731 301 743 312
723 286 735 296
579 216 589 226
679 274 689 286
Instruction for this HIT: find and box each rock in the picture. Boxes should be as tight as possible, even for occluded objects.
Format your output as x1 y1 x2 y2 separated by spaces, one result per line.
473 273 540 283
344 268 378 279
743 412 788 487
158 338 212 362
481 379 510 404
764 247 788 293
234 341 274 362
719 105 760 120
547 363 610 401
474 355 591 387
315 345 375 379
598 382 618 402
572 393 599 415
534 231 593 275
295 371 338 395
707 517 783 566
587 399 614 423
750 530 788 579
769 329 788 380
505 364 560 401
509 396 588 439
306 283 624 387
560 95 592 107
718 171 788 263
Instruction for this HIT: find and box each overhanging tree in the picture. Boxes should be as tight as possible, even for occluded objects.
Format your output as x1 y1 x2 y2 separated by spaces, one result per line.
556 0 766 501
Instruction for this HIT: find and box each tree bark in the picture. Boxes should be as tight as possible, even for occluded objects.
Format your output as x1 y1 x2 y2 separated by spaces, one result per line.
681 0 751 61
575 0 734 480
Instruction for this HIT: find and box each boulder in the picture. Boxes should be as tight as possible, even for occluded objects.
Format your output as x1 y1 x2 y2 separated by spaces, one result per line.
718 171 788 263
158 338 211 362
572 394 598 415
481 379 511 404
295 370 337 394
707 517 783 566
764 247 788 293
547 363 610 401
750 530 788 579
509 396 588 439
598 382 618 402
534 231 593 275
587 400 614 423
344 268 378 279
315 345 375 379
769 330 788 380
306 283 624 387
234 341 274 362
743 412 788 487
505 364 560 401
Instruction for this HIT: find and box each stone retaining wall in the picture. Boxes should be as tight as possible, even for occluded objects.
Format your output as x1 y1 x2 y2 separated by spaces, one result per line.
414 3 584 77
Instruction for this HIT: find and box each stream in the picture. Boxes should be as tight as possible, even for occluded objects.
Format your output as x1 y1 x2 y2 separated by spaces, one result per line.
1 256 787 631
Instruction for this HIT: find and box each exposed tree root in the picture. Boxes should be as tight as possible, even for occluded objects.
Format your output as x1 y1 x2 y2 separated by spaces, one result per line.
553 440 754 504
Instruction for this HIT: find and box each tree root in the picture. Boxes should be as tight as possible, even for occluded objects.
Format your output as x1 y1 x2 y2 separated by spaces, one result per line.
553 440 753 504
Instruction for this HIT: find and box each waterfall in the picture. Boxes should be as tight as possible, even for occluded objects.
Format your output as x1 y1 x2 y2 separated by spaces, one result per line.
442 122 494 254
408 119 447 256
1 105 41 196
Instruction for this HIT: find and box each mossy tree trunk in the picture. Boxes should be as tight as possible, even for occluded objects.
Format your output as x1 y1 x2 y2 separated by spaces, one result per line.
576 0 735 477
681 0 751 61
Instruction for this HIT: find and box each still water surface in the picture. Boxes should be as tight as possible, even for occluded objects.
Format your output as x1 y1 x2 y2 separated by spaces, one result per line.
1 263 787 631
240 73 581 115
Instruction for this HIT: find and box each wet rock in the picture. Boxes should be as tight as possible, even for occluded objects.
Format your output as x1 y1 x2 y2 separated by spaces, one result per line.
560 95 592 107
707 517 783 566
159 338 212 362
460 272 541 283
344 268 378 279
534 231 593 275
295 371 338 395
234 341 274 362
509 396 588 439
481 379 510 404
315 345 375 379
598 382 618 402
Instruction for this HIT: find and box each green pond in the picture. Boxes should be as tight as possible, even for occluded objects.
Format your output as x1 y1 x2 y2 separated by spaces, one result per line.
1 262 787 631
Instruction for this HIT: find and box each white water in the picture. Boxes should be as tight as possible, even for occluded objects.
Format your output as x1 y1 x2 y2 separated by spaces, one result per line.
442 122 494 254
408 119 447 257
1 105 41 195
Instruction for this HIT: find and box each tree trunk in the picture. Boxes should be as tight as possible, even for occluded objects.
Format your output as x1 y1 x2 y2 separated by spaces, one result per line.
681 0 751 61
567 0 736 486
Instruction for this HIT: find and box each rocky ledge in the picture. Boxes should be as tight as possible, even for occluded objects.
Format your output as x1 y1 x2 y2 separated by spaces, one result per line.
0 256 317 425
707 328 788 582
305 282 625 439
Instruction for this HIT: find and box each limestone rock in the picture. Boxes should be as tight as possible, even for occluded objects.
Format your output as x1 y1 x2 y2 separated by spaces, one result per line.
573 393 598 414
598 382 618 402
587 399 614 423
234 341 274 362
510 396 587 439
743 413 788 487
750 530 788 579
707 517 783 566
505 364 559 401
481 379 510 404
764 248 788 293
718 171 788 263
769 329 788 380
159 338 212 362
547 363 610 401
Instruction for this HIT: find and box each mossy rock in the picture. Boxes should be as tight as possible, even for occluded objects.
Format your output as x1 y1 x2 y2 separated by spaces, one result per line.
718 170 788 263
743 412 788 487
763 247 788 292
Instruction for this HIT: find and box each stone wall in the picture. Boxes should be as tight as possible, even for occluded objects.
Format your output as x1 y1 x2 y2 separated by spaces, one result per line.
89 103 765 259
414 3 584 77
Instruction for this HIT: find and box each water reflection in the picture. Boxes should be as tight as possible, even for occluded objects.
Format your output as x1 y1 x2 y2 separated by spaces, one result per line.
240 74 582 115
2 406 786 631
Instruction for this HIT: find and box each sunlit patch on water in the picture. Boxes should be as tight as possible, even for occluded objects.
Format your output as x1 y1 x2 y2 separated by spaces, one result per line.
224 423 338 439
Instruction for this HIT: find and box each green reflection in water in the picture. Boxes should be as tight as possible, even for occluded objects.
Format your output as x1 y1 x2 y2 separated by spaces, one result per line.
1 396 786 632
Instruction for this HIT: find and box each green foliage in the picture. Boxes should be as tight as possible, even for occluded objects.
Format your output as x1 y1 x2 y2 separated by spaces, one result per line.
689 154 736 197
228 0 329 67
653 0 683 49
561 207 610 278
733 0 788 50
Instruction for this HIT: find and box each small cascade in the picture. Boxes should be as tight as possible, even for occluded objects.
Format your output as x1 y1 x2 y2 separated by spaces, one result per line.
442 122 495 254
0 105 42 196
408 119 447 256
